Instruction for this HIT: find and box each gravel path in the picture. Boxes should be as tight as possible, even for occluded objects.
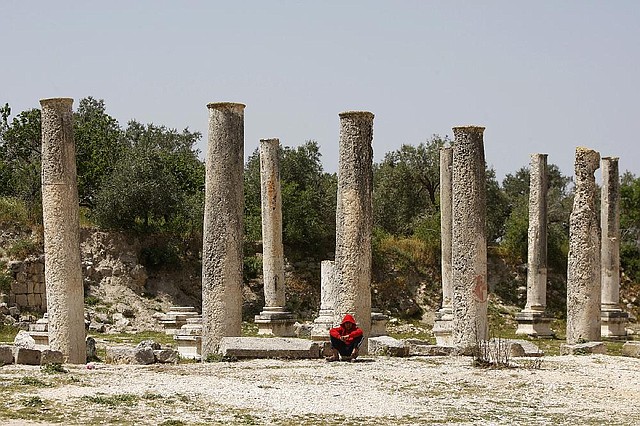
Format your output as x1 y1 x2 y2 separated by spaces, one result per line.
2 354 640 425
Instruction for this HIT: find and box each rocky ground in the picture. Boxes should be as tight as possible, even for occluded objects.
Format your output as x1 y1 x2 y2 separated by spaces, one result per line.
1 353 640 425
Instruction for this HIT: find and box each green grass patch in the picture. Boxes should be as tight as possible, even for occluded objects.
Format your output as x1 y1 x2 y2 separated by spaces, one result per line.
41 363 68 374
81 393 139 407
98 330 175 346
0 323 19 343
18 377 50 387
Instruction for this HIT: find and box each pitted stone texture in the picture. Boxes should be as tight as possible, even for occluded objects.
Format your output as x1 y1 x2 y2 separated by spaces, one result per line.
333 111 374 354
217 337 320 359
566 147 601 344
560 341 606 355
86 336 97 360
368 336 410 357
439 146 454 314
202 102 245 357
0 345 14 364
526 153 548 311
153 349 179 364
451 126 488 351
40 97 86 365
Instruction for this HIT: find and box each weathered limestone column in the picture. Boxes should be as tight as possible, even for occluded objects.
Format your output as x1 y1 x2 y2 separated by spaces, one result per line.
254 138 295 336
201 102 245 357
432 146 454 345
311 260 337 340
451 126 488 352
40 97 86 364
600 156 628 338
333 111 374 353
516 154 554 337
566 147 601 344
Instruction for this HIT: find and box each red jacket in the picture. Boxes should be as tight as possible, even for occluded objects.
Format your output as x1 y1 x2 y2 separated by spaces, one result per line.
329 314 363 345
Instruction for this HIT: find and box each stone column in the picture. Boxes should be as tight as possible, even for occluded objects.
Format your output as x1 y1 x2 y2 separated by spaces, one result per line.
432 146 454 346
201 102 245 357
566 147 601 344
254 138 295 336
40 97 86 364
516 154 554 337
333 111 374 353
311 260 337 340
600 156 628 338
451 126 488 353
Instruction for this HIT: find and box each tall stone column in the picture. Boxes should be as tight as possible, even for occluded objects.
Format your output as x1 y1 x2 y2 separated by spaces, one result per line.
333 111 374 353
40 97 86 364
566 147 601 344
451 126 488 353
600 156 628 338
201 102 245 357
254 138 295 336
311 260 337 340
432 146 454 346
516 154 553 337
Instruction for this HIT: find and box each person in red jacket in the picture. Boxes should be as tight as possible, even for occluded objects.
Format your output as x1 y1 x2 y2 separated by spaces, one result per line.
326 314 364 362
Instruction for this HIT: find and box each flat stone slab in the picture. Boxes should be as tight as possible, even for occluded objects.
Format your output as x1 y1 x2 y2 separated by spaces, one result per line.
408 344 455 356
218 337 320 359
560 341 607 355
622 341 640 358
368 336 409 357
487 338 544 357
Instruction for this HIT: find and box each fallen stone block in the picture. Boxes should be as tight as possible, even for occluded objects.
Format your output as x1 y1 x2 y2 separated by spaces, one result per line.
408 344 454 356
154 349 179 364
0 345 14 365
368 336 410 357
14 347 41 365
622 341 640 358
105 347 155 365
217 337 320 359
41 349 64 365
560 342 606 355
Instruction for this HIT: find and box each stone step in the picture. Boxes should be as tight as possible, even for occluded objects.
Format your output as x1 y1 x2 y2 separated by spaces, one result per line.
217 337 321 359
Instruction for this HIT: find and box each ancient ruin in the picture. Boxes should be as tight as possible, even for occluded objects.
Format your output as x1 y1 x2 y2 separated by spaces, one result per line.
40 97 86 364
311 260 337 339
254 138 295 336
566 147 601 344
433 146 454 345
516 153 553 337
201 102 245 357
600 156 628 337
333 111 374 353
451 126 488 352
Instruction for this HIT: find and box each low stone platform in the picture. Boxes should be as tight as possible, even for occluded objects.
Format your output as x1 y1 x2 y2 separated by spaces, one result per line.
217 337 321 359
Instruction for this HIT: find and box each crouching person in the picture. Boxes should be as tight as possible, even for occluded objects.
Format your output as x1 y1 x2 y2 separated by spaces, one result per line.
326 314 363 362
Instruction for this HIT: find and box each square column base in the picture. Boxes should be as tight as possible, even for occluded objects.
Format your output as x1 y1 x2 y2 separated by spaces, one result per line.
432 319 454 346
515 311 554 338
255 311 296 337
601 310 629 339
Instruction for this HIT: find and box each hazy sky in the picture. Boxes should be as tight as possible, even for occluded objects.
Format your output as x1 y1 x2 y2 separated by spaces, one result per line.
2 1 639 181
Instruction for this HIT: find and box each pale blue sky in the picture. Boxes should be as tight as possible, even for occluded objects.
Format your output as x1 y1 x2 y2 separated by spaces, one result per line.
2 1 639 181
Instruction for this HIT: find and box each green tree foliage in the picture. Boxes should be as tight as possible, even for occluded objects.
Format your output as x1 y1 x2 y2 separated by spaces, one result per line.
92 121 204 235
244 140 336 259
373 136 447 236
620 171 640 280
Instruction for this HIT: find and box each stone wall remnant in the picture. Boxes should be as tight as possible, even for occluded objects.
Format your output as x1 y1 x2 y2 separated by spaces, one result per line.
451 126 488 352
566 147 601 344
333 111 374 353
40 97 86 364
201 102 245 357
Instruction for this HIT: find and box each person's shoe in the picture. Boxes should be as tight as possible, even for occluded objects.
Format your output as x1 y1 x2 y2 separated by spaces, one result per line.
340 355 351 362
325 355 339 362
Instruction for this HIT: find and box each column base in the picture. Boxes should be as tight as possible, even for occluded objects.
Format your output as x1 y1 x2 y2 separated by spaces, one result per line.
370 311 389 337
254 310 296 337
601 309 629 339
432 308 454 346
515 311 554 338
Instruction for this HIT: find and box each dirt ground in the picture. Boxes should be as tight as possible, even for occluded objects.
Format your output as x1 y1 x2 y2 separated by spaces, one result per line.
2 353 640 425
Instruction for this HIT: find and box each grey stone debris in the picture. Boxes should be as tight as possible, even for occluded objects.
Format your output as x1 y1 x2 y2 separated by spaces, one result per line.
560 341 606 355
86 336 97 361
311 260 337 340
136 340 161 351
105 346 155 365
622 341 640 358
516 154 554 337
566 147 601 344
201 102 245 358
407 342 455 357
153 349 179 364
600 157 629 338
485 338 543 357
40 97 86 364
333 111 374 354
14 330 36 349
0 345 14 364
14 347 41 365
451 126 488 352
254 138 295 336
433 146 454 345
217 337 321 359
41 349 64 365
368 336 410 357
